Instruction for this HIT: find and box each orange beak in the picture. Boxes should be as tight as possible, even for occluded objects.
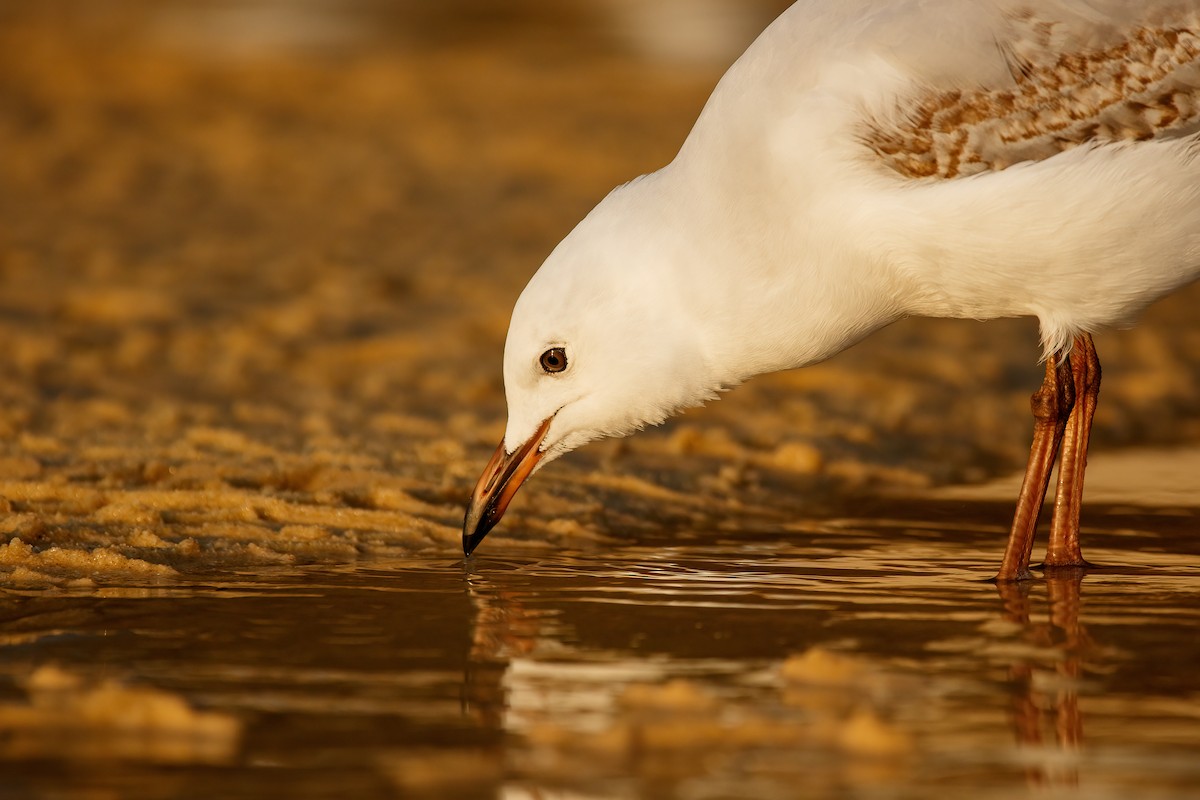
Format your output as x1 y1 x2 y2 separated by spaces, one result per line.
462 416 553 556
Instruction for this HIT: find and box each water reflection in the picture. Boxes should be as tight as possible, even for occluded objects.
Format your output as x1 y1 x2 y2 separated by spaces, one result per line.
456 522 1200 799
997 575 1088 788
1 519 1197 798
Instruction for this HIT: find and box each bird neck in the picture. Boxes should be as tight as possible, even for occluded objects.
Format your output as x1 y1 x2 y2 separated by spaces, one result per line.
654 170 905 385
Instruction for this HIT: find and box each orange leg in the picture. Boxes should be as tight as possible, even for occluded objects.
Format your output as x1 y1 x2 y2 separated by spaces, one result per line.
996 352 1075 582
1043 334 1101 569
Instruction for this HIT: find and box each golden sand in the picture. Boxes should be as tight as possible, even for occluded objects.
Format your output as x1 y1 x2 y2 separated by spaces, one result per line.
2 4 1199 581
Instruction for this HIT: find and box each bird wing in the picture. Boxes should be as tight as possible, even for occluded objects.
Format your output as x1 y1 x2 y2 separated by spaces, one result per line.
853 0 1200 179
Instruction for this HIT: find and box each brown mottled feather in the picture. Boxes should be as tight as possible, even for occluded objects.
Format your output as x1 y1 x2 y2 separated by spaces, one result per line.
863 13 1200 180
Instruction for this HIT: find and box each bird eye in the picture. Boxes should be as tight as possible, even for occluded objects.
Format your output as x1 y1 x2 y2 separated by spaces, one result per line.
539 347 568 374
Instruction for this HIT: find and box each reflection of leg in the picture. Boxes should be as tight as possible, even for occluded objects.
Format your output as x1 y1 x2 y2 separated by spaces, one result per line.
1054 670 1082 750
1046 573 1087 759
1011 660 1044 776
996 576 1091 788
996 581 1044 784
997 355 1075 581
1045 334 1101 569
994 579 1033 625
1045 572 1086 643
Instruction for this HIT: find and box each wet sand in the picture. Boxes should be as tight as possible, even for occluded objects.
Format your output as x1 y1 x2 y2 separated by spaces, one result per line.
1 2 1199 797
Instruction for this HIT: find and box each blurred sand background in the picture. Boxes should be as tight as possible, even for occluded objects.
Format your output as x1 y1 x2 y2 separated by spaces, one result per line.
3 0 1200 585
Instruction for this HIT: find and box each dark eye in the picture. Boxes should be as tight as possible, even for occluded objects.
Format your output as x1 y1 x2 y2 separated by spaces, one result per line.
539 347 568 374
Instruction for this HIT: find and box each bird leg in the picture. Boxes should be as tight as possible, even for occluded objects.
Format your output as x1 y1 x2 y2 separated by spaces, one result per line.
1043 334 1101 569
995 351 1075 582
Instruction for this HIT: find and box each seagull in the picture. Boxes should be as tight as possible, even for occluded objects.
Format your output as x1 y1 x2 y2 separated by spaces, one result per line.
463 0 1200 581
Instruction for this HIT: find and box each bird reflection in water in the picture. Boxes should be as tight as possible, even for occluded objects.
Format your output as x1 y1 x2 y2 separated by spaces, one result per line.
459 560 547 730
996 573 1092 789
453 541 1192 796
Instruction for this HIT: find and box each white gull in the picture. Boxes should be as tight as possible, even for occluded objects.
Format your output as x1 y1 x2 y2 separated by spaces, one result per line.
464 0 1200 580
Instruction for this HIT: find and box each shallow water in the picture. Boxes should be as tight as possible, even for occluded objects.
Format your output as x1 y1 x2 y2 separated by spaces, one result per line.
4 507 1198 799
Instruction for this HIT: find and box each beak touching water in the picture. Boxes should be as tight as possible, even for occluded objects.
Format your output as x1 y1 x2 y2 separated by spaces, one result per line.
462 416 553 556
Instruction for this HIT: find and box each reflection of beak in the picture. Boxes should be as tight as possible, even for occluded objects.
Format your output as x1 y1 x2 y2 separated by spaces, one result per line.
462 416 553 556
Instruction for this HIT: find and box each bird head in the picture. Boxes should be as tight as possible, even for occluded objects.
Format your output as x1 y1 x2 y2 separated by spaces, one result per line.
462 178 719 555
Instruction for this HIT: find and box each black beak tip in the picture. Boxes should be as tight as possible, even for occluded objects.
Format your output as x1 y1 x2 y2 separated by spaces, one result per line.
462 510 496 558
462 528 488 558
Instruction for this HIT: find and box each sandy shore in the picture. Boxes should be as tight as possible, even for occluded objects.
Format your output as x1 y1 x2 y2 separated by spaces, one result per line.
2 2 1199 586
